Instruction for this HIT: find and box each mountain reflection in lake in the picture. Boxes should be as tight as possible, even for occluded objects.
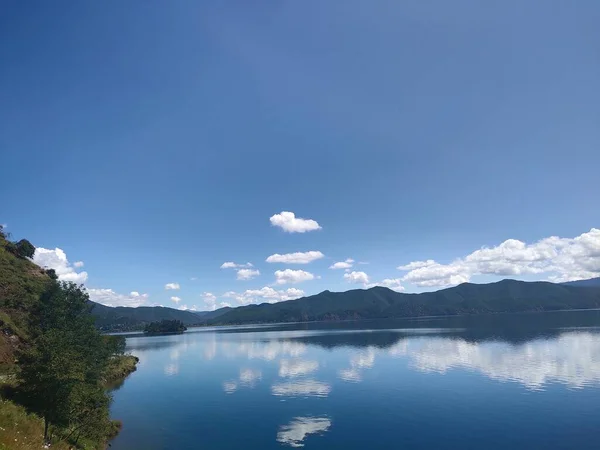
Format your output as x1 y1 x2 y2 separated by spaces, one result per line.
110 311 600 450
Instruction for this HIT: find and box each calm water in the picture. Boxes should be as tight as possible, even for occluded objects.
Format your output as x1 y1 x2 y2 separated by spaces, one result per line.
110 311 600 449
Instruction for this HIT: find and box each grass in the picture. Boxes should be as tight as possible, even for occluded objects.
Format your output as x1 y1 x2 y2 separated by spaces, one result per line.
104 355 139 387
0 354 139 450
0 399 71 450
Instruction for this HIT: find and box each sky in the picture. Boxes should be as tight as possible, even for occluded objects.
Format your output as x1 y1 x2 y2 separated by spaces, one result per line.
1 1 599 311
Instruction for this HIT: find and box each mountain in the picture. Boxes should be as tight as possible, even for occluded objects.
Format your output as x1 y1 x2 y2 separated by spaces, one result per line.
193 306 232 321
89 302 202 331
561 277 600 287
209 279 600 325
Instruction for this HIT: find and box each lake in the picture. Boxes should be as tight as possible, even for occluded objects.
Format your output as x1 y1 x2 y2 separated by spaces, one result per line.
110 310 600 449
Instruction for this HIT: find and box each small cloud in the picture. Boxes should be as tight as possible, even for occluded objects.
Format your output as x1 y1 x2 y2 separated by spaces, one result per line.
344 271 370 284
190 277 198 281
270 211 321 233
170 296 181 303
237 269 260 280
266 251 324 264
275 269 316 285
165 283 180 290
179 304 197 311
202 292 218 310
73 261 84 268
367 278 405 292
221 262 253 269
329 258 354 270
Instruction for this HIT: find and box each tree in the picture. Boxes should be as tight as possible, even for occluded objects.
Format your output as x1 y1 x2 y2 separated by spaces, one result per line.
46 268 58 280
144 319 187 334
19 281 112 443
15 239 35 258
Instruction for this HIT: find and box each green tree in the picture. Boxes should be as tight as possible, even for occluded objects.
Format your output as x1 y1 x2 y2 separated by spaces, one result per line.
15 239 35 258
19 281 112 443
144 319 187 334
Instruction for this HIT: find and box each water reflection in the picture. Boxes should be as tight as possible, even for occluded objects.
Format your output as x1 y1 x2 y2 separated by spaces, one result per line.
338 348 376 382
164 363 178 376
112 312 600 450
223 368 262 393
395 332 600 390
240 368 262 385
277 417 331 448
271 380 331 398
279 359 319 378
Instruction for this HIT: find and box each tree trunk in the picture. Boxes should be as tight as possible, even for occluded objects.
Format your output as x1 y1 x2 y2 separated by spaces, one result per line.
43 417 49 442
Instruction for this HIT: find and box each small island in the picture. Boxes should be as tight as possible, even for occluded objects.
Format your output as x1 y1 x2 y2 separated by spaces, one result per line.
144 319 188 335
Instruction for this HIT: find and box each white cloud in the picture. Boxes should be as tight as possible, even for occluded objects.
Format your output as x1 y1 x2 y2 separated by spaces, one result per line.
329 258 354 270
367 278 405 292
73 261 84 268
236 268 260 280
190 277 198 281
275 269 315 285
270 211 321 233
343 271 370 284
277 417 331 448
266 251 324 264
396 260 436 271
88 288 148 307
271 380 331 398
170 296 181 303
165 283 180 290
221 261 253 269
178 304 197 311
203 292 217 301
202 292 218 310
397 228 600 287
223 286 305 306
33 247 88 284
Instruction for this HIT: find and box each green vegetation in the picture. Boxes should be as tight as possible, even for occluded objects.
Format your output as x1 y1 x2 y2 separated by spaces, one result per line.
210 280 600 325
0 229 138 448
90 302 201 332
144 319 187 334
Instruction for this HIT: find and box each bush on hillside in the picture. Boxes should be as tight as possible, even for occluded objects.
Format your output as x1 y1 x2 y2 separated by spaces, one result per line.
15 239 35 259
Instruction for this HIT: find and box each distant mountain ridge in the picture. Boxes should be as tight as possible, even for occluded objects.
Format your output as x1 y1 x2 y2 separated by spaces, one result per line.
208 279 600 325
88 278 600 330
89 302 202 331
561 277 600 287
89 302 232 331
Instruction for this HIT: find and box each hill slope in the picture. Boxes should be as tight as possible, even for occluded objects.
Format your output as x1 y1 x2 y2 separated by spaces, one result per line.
562 277 600 287
0 236 53 369
210 279 600 325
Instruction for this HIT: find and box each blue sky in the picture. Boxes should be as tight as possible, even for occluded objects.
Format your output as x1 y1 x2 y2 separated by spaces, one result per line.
1 1 599 310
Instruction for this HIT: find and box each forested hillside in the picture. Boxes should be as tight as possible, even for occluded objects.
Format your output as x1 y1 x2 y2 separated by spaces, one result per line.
0 226 137 449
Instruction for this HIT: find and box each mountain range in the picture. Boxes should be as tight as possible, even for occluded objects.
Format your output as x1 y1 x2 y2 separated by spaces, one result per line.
88 277 600 329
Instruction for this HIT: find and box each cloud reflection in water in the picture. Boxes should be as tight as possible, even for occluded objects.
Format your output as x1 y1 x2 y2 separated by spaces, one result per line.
279 359 319 378
277 417 331 447
390 332 600 390
271 380 331 398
